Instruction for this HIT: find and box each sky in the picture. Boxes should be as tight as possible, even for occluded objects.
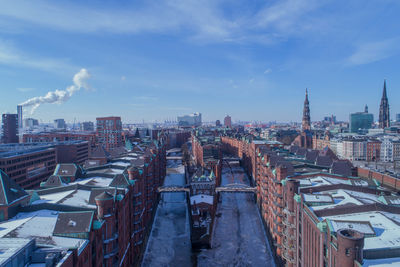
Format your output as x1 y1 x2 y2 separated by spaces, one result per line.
0 0 400 124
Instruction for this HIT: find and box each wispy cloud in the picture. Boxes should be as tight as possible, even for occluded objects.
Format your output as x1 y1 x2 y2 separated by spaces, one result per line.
347 38 400 65
0 0 326 44
0 39 77 73
17 87 35 92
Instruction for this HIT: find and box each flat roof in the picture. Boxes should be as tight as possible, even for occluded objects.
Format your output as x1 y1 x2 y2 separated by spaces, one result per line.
0 238 33 265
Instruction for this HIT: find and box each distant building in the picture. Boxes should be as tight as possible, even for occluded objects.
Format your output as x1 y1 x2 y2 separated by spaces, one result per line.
349 106 373 133
0 141 88 189
224 115 232 128
96 116 122 151
80 121 94 131
215 120 221 127
54 118 66 129
1 114 18 143
23 131 96 148
24 118 39 128
178 112 202 127
379 80 390 128
17 105 23 128
302 89 311 131
396 113 400 123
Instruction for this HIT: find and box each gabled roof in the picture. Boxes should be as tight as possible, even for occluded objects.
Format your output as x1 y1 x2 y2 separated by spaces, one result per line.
315 155 333 167
0 170 28 206
42 175 64 188
109 174 130 188
331 160 353 177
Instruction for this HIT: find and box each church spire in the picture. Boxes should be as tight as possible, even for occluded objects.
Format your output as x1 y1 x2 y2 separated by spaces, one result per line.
379 79 390 128
302 88 311 131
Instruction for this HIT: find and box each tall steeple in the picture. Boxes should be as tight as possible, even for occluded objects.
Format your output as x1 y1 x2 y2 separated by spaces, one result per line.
379 80 390 128
302 88 311 131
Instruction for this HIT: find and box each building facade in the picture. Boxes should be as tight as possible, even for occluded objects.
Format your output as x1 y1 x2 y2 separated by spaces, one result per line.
2 114 18 144
224 115 232 128
96 116 123 151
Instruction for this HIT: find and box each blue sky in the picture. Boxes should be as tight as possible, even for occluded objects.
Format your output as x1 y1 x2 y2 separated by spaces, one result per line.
0 0 400 123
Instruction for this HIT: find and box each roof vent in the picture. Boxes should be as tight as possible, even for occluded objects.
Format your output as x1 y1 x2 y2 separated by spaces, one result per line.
68 220 76 227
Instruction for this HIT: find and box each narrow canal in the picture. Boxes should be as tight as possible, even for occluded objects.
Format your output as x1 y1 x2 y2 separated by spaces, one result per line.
142 150 275 266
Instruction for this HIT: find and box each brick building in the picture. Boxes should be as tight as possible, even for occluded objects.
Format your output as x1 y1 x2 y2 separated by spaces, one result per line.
0 141 89 189
23 131 96 148
96 116 123 151
0 134 167 266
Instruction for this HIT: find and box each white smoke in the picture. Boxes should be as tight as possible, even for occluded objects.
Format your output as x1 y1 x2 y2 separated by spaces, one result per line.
20 68 91 114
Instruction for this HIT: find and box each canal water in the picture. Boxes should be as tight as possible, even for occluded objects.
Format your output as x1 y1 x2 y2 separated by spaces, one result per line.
142 150 275 267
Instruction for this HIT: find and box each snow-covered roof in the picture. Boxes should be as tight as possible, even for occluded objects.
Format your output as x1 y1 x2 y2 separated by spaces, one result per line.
303 194 333 203
190 194 213 205
324 211 400 251
363 257 400 267
0 210 88 249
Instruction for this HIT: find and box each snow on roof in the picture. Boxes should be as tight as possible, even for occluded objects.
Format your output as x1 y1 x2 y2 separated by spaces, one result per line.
363 257 400 267
190 194 213 205
32 190 75 205
57 189 94 208
0 238 33 265
312 190 367 211
111 161 131 167
330 220 375 235
303 194 333 203
0 210 87 249
73 176 114 187
324 211 400 250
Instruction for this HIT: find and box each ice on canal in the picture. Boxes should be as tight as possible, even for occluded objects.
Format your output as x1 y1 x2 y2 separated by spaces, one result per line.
142 151 275 267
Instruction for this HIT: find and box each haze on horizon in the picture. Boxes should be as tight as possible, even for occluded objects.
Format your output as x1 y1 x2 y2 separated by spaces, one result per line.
0 0 399 123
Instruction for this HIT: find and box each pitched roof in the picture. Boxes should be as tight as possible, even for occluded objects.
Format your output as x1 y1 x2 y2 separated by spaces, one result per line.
54 164 78 177
305 150 319 162
0 170 28 205
88 188 117 205
90 145 109 159
109 174 130 188
53 211 94 235
42 175 64 188
331 160 353 177
315 155 333 167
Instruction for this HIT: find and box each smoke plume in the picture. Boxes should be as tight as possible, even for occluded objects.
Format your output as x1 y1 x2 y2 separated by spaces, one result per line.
20 68 91 114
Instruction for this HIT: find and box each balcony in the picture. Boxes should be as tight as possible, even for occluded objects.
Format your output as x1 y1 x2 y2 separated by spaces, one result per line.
272 208 284 218
104 247 119 259
282 238 296 251
272 200 284 208
273 191 283 198
282 251 295 264
282 219 295 228
103 232 119 244
283 208 295 216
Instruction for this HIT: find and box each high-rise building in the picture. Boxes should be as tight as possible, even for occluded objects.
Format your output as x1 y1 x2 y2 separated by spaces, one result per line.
379 80 390 128
349 105 374 133
224 115 232 128
80 121 94 131
302 88 311 130
54 119 66 129
396 113 400 123
2 114 18 143
17 105 23 128
216 120 221 127
96 116 122 150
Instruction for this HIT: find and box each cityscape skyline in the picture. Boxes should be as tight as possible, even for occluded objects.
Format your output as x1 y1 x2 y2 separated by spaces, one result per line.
1 1 400 122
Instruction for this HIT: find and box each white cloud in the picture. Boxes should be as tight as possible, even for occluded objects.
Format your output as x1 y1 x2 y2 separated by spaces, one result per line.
264 68 272 74
0 0 324 44
121 76 126 81
348 38 400 65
